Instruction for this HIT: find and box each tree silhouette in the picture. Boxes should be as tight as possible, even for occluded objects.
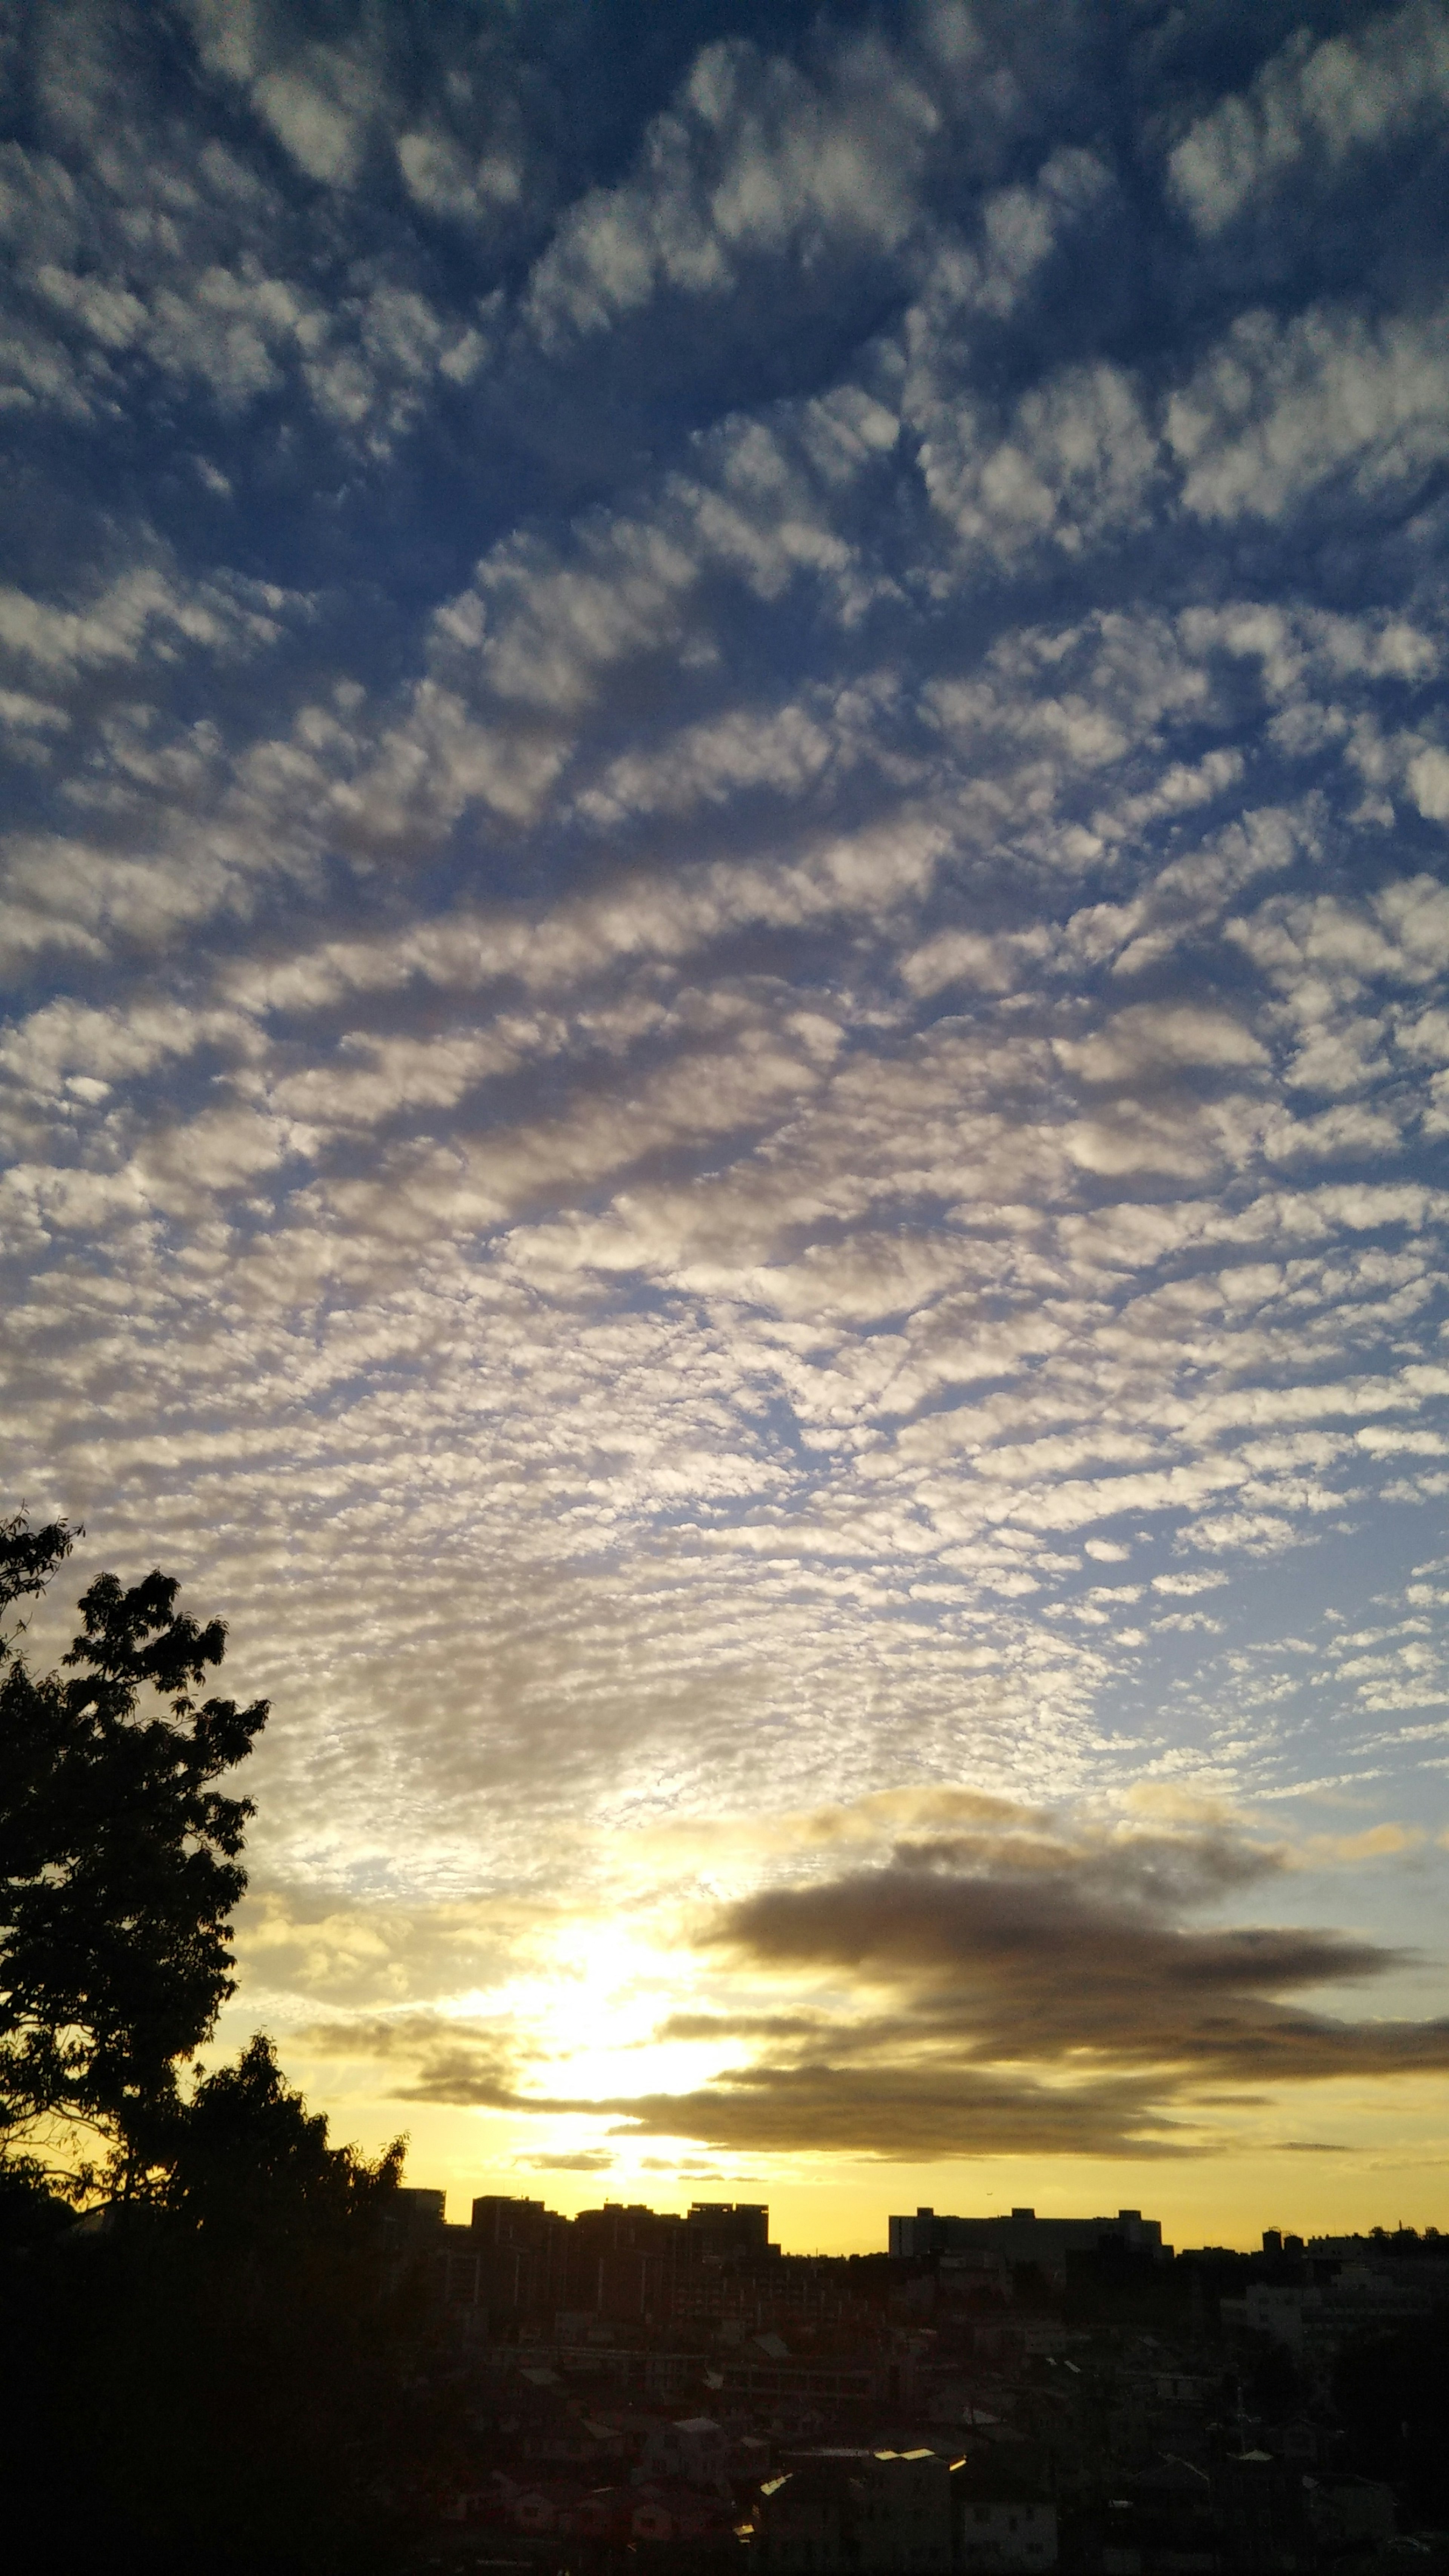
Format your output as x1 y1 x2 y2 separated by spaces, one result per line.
1 2036 418 2576
0 1513 268 2195
0 1509 74 1615
0 1517 422 2573
158 2031 405 2248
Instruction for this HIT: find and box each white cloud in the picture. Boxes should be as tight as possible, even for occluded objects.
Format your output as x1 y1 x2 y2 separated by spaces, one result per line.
0 995 254 1096
251 65 367 186
1055 1004 1267 1086
1408 746 1449 820
184 7 382 186
920 361 1157 561
224 814 946 1026
0 31 491 454
439 520 703 720
900 924 1054 1000
1168 301 1449 520
0 564 292 679
1091 748 1245 849
1069 804 1312 977
1229 876 1449 1000
1169 2 1449 236
524 35 936 347
901 147 1114 383
396 126 523 225
576 700 836 826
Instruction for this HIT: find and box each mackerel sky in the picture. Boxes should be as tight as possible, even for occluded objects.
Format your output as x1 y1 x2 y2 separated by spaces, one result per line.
5 0 1449 2241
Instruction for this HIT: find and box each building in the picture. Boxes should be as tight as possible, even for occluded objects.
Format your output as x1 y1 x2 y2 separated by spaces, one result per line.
888 2206 1167 2276
639 2414 732 2490
471 2191 573 2315
956 2498 1058 2573
1213 2449 1309 2568
753 2448 954 2574
753 2461 849 2571
1221 2259 1441 2358
461 2193 780 2324
1303 2475 1398 2557
389 2186 446 2230
630 2482 733 2545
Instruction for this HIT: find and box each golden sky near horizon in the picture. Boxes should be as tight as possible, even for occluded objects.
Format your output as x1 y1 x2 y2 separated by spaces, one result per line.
6 0 1449 2249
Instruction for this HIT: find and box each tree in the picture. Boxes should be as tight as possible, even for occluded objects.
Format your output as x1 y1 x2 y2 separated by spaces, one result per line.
0 1516 429 2574
157 2032 405 2250
0 2038 416 2576
0 1512 268 2193
0 1509 75 1614
1334 2308 1449 2521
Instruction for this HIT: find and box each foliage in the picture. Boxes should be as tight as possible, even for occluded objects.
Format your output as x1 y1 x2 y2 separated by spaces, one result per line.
0 1510 75 1617
157 2030 406 2249
0 2045 421 2576
1334 2307 1449 2521
0 1515 428 2570
0 1514 268 2190
1240 2330 1306 2427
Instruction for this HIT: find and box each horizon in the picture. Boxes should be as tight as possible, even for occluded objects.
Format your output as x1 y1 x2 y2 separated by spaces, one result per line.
6 0 1449 2255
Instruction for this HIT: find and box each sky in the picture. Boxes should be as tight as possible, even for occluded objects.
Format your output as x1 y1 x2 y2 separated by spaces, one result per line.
4 0 1449 2253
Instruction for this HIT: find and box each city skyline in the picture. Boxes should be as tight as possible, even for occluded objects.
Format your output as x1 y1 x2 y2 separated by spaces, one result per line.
5 0 1449 2254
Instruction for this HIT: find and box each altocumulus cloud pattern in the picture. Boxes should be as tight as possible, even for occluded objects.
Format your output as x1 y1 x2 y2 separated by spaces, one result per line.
5 0 1449 2192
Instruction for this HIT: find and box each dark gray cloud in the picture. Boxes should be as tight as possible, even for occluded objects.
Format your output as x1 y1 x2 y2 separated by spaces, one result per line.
302 1823 1449 2161
520 2148 616 2173
708 1848 1435 2065
608 1830 1447 2153
301 2011 524 2112
589 2064 1191 2163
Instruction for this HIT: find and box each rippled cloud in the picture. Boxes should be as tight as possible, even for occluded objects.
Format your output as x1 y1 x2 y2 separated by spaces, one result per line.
4 0 1449 2221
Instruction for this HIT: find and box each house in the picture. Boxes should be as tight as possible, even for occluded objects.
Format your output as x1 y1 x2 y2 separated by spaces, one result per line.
1303 2474 1397 2557
752 2447 954 2572
956 2499 1058 2573
509 2480 578 2535
852 2449 955 2572
640 2412 733 2489
1213 2450 1310 2568
631 2481 731 2544
752 2462 846 2570
569 2487 632 2542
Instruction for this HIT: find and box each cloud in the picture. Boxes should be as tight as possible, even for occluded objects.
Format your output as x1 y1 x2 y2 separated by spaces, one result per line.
1068 804 1312 976
575 698 839 827
523 35 936 349
1168 300 1449 521
301 2012 524 2112
1168 3 1449 237
900 924 1054 1000
396 126 523 228
0 12 493 452
1055 1004 1267 1087
182 4 393 190
0 994 254 1097
5 0 1449 2209
318 1815 1449 2162
920 362 1157 563
592 2064 1189 2162
520 2149 615 2173
0 564 295 681
633 1829 1448 2152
